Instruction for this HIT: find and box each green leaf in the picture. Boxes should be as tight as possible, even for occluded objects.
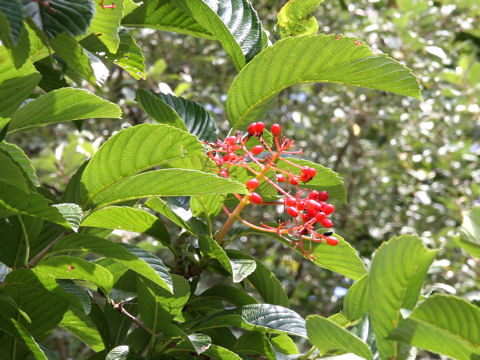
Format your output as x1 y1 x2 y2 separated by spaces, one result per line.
343 274 369 323
0 146 33 192
194 304 307 338
389 294 480 360
172 0 263 69
89 0 124 53
144 196 194 232
188 333 212 354
0 141 38 186
0 181 71 228
0 293 31 322
0 0 25 46
368 235 438 360
2 269 69 340
277 0 323 38
306 315 373 360
105 345 143 360
230 259 257 283
0 317 48 360
270 334 298 355
23 0 95 38
136 88 188 131
36 255 114 292
52 235 173 293
234 332 275 360
227 250 290 307
457 205 480 257
276 157 346 202
79 123 213 208
137 274 190 331
7 88 121 134
121 0 212 39
227 34 422 129
0 46 41 118
52 203 82 232
140 91 218 142
81 206 170 244
81 31 146 80
191 194 225 219
203 344 242 360
57 279 91 315
200 285 257 306
60 307 104 352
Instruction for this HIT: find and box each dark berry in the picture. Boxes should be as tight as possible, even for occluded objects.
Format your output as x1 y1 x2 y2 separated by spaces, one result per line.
323 231 333 236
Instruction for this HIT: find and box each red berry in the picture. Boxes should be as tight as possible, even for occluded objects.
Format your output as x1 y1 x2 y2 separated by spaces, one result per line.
285 196 297 207
290 177 299 186
277 174 285 183
306 207 317 217
315 212 326 222
225 136 236 146
255 122 265 134
249 192 263 204
247 123 257 135
296 201 306 211
306 199 322 211
301 166 316 178
246 178 259 190
326 237 339 246
322 203 335 215
271 123 281 136
318 191 329 201
308 190 320 200
320 218 333 228
286 206 299 217
251 145 264 155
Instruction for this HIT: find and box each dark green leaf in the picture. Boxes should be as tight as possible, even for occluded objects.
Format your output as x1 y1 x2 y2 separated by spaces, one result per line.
234 332 275 360
60 307 104 352
200 285 257 306
0 317 48 360
0 0 25 46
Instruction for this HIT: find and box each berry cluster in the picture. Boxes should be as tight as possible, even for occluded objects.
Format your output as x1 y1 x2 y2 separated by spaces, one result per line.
208 122 339 258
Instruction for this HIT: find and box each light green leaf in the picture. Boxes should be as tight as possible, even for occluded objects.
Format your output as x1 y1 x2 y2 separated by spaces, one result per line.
343 274 369 323
193 304 307 338
137 275 190 331
227 34 422 129
79 123 212 208
227 250 289 307
23 0 95 38
230 259 257 283
8 88 121 134
190 194 225 219
198 231 233 274
105 345 143 360
457 205 480 257
36 255 114 292
277 0 323 38
81 31 146 80
0 46 40 118
0 147 33 192
276 157 346 202
389 294 480 360
81 206 170 244
188 333 212 354
172 0 263 68
203 344 242 360
60 307 104 352
52 235 173 293
144 196 194 232
52 203 82 232
234 332 275 360
0 317 48 360
0 141 38 186
0 181 71 228
369 235 438 360
121 0 212 39
89 0 124 53
270 334 299 355
306 315 373 360
0 0 25 46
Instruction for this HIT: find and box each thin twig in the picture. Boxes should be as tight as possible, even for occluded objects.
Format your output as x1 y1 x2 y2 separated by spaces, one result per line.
27 232 65 268
111 300 153 335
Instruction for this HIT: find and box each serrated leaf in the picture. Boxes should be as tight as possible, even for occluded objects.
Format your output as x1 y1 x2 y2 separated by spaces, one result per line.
52 235 173 293
89 0 124 53
79 123 212 208
227 250 289 307
52 203 82 232
277 0 323 38
457 206 480 257
137 275 190 331
172 0 263 69
81 206 170 244
194 304 307 338
7 88 121 134
276 157 346 202
0 317 48 360
0 181 71 228
0 0 25 46
369 235 438 360
121 0 212 39
0 46 41 118
0 141 38 186
81 31 146 80
227 34 422 129
306 315 373 360
0 147 33 192
22 0 95 38
36 255 114 292
343 274 369 323
389 294 480 360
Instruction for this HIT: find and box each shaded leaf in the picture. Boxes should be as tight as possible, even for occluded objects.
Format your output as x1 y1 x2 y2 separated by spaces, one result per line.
60 307 104 352
200 285 257 306
234 332 275 360
0 317 48 360
227 34 422 129
188 333 212 354
0 0 25 46
105 345 143 360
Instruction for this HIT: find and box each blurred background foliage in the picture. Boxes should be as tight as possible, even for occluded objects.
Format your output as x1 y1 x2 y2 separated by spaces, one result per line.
13 0 479 355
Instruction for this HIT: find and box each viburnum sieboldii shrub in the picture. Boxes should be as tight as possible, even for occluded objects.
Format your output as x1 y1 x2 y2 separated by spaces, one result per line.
206 121 339 258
